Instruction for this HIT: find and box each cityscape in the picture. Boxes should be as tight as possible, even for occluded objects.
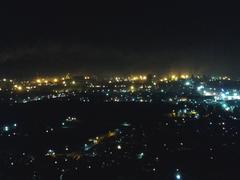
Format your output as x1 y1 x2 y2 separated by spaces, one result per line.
1 1 240 179
1 73 240 179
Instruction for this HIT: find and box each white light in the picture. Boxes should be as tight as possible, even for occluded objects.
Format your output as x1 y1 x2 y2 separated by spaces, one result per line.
197 85 204 91
221 93 226 98
117 145 121 150
222 103 228 108
137 152 144 159
185 81 190 86
176 173 181 180
4 126 9 132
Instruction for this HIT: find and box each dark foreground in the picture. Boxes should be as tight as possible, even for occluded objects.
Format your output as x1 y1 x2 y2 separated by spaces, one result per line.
0 101 240 179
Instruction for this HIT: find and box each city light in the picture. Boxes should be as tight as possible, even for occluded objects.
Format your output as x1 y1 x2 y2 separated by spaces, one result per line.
130 85 135 92
4 126 9 132
171 75 178 81
137 152 144 159
16 85 23 91
0 2 239 178
176 173 181 180
197 85 204 91
53 78 58 82
36 79 41 83
117 145 122 150
185 81 191 86
181 74 189 79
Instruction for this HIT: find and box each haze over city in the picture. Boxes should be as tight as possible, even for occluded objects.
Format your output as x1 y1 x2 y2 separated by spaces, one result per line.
0 2 240 77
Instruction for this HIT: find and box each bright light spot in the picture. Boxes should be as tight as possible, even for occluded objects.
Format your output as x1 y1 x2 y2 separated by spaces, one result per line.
222 103 227 108
137 152 144 159
181 74 189 79
17 86 23 91
4 126 9 132
122 122 131 127
221 93 226 98
176 173 181 180
36 79 41 83
203 91 212 96
222 103 230 111
130 85 135 92
185 81 190 86
171 75 178 81
46 149 55 156
117 145 122 150
197 85 204 91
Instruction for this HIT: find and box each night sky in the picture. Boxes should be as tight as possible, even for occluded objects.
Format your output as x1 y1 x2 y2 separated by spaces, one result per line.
0 2 240 77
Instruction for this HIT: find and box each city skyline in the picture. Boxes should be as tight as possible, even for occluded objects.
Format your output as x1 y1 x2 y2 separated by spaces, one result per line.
1 2 240 179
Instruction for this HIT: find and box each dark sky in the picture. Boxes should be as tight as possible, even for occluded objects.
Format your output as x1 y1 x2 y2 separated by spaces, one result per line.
0 2 240 77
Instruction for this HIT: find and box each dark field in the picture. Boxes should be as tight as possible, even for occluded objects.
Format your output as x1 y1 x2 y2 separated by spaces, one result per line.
0 101 240 179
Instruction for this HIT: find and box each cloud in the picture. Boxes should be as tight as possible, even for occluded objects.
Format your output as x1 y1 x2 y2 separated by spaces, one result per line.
0 42 238 78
